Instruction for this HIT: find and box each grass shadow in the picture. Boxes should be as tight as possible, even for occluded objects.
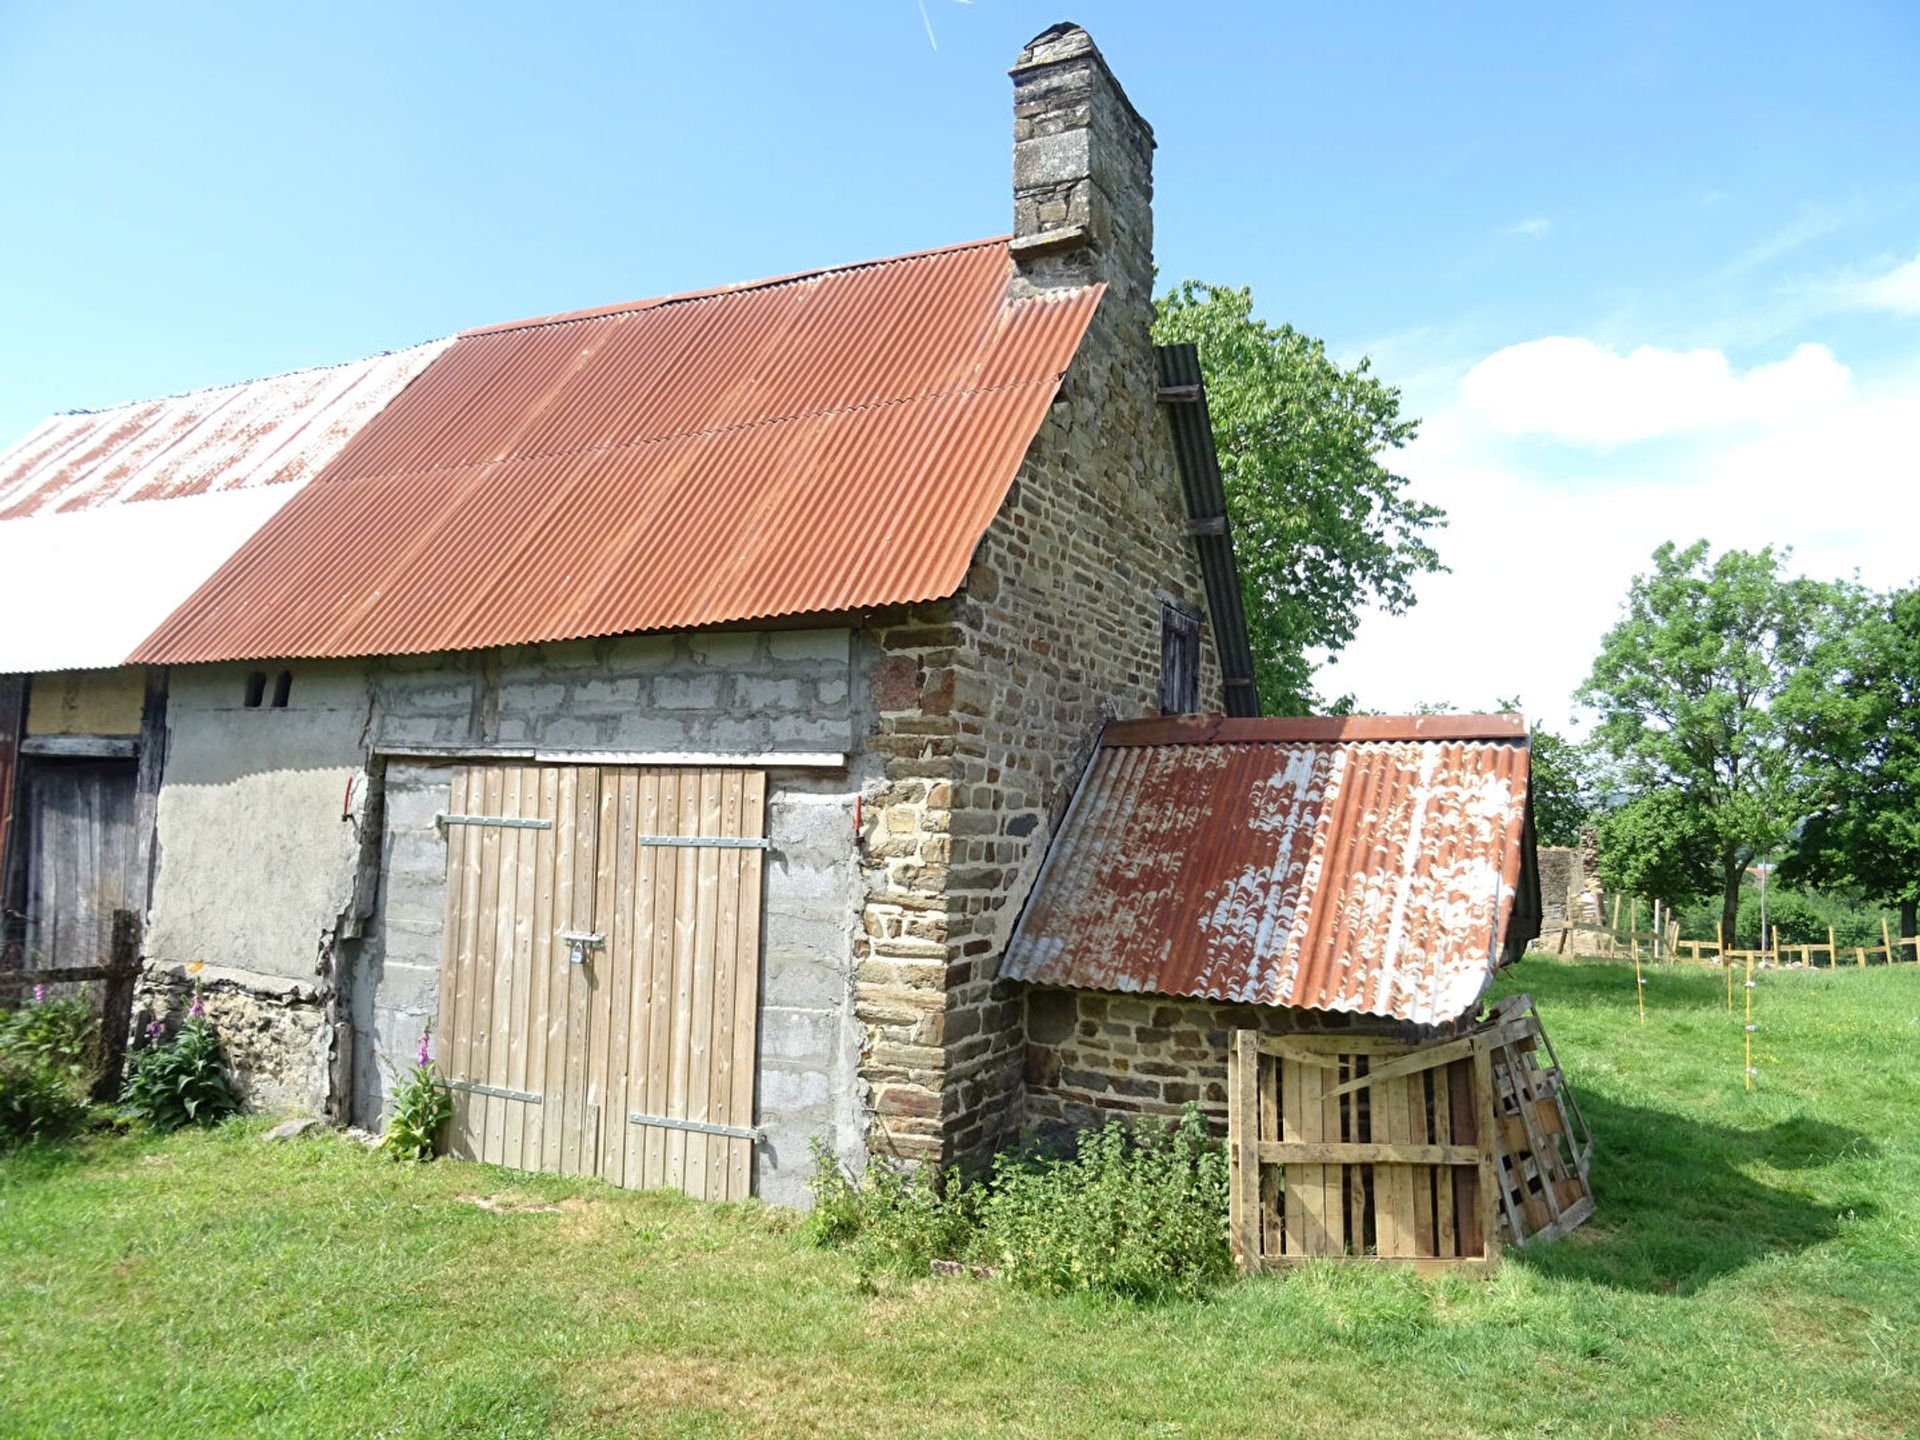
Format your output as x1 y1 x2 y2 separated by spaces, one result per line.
1515 1089 1878 1293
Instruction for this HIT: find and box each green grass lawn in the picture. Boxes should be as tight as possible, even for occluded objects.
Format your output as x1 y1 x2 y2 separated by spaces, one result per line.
3 956 1916 1439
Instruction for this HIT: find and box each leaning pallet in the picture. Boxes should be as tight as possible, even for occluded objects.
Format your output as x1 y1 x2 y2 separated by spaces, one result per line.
1228 993 1594 1275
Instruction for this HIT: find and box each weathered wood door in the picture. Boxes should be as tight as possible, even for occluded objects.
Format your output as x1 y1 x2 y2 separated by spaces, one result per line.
434 764 767 1201
21 760 139 968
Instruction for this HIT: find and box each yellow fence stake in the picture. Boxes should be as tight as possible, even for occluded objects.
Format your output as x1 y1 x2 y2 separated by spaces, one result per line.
1827 925 1837 971
1720 922 1731 1010
1882 916 1895 967
1634 940 1646 1024
1744 952 1756 1093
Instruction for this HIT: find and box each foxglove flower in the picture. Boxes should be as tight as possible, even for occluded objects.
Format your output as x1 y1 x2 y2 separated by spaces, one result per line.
32 983 45 1004
416 1026 432 1068
147 1020 162 1041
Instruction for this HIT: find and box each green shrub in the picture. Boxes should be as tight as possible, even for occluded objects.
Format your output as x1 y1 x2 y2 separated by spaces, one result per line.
120 1014 237 1132
379 1029 452 1161
0 993 99 1080
805 1105 1232 1302
977 1110 1232 1302
0 991 100 1149
1677 883 1895 950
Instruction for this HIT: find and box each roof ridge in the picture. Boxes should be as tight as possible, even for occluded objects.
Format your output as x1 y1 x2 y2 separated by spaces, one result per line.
458 234 1017 339
48 336 451 420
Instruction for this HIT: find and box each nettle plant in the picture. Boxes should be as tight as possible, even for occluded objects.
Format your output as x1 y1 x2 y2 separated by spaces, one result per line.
120 975 238 1133
380 1024 452 1162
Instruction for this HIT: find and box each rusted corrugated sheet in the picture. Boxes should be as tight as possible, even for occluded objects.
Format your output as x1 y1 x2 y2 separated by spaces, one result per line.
1005 716 1537 1026
0 343 450 520
134 237 1102 663
0 342 450 672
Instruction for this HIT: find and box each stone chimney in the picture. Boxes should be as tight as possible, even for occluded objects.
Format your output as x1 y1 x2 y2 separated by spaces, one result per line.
1009 22 1156 313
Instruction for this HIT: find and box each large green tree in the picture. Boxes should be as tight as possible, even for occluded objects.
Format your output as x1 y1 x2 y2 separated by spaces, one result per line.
1153 282 1445 713
1577 540 1858 942
1528 724 1594 849
1784 586 1920 937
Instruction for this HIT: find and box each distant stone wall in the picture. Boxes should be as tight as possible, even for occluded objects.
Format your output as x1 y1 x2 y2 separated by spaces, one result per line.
1536 827 1603 932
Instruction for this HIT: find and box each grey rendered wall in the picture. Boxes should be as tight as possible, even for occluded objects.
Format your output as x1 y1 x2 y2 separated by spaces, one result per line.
140 661 377 1113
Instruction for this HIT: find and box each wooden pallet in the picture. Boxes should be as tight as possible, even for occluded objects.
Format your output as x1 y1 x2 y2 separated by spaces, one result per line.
1229 993 1593 1274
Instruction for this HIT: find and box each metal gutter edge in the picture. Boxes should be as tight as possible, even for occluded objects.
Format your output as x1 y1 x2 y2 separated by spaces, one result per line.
1155 343 1260 717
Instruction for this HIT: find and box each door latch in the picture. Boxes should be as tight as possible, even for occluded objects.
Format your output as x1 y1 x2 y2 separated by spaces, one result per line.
561 931 605 966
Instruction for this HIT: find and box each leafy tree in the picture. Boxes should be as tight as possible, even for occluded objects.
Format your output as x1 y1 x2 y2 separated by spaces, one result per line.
1153 282 1446 713
1576 541 1859 943
1595 790 1720 914
1784 586 1920 937
1528 724 1594 848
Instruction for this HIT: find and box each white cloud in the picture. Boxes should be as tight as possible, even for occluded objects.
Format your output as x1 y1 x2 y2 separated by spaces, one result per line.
1841 252 1920 316
1318 344 1920 732
1507 217 1553 240
1458 337 1850 445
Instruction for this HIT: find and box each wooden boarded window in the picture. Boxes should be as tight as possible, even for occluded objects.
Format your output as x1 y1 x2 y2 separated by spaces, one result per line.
1160 600 1200 714
433 764 767 1202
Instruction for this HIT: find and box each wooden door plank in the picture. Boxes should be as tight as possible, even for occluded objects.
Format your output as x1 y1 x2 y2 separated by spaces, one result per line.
642 769 680 1191
665 768 702 1192
1295 1053 1328 1255
1348 1055 1369 1254
707 770 744 1200
1230 1030 1261 1270
683 768 724 1201
586 768 622 1184
1409 1071 1436 1257
486 767 529 1168
466 766 505 1165
621 770 662 1191
562 767 600 1177
601 768 640 1188
725 770 767 1200
1319 1052 1343 1253
544 767 578 1176
519 767 559 1173
502 766 541 1171
1375 1072 1409 1257
1433 1064 1457 1257
1448 1056 1482 1258
1258 1049 1282 1259
1280 1048 1304 1256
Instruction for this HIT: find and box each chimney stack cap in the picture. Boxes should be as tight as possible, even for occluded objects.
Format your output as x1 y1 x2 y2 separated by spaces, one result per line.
1009 21 1154 145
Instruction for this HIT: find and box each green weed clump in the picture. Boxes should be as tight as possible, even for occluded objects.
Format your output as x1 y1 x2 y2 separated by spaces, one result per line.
120 1012 237 1133
805 1105 1231 1302
0 992 100 1148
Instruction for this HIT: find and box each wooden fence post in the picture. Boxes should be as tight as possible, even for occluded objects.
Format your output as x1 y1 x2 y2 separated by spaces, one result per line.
1881 916 1894 967
96 908 141 1102
1231 1030 1261 1272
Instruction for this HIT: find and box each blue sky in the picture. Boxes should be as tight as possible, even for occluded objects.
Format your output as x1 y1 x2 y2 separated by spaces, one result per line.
3 2 1916 722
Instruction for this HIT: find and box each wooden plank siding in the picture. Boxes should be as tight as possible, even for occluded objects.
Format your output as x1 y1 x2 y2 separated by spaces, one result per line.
436 763 767 1202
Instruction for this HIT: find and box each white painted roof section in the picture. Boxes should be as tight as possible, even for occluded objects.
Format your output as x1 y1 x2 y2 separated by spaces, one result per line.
0 339 449 671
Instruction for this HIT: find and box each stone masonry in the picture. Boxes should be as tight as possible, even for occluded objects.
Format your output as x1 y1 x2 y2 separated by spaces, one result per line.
855 25 1225 1168
1022 988 1462 1148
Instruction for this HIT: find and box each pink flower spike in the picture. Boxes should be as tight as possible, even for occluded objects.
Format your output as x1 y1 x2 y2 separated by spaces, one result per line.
32 983 46 1004
417 1027 432 1067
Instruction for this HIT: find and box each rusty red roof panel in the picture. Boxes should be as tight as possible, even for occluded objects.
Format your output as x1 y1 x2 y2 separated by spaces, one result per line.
133 237 1101 663
1004 717 1537 1025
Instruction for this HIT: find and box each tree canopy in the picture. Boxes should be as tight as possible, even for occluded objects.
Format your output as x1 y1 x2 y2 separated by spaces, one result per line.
1784 586 1920 933
1576 540 1861 940
1528 724 1594 849
1152 281 1445 713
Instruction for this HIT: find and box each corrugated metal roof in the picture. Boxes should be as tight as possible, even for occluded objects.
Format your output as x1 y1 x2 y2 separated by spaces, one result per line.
0 344 450 520
133 237 1102 663
0 342 449 672
1004 715 1538 1026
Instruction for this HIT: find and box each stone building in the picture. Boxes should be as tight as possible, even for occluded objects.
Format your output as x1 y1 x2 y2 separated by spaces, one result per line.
0 23 1265 1203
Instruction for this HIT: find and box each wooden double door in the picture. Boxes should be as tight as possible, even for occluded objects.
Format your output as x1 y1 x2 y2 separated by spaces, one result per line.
434 763 766 1201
